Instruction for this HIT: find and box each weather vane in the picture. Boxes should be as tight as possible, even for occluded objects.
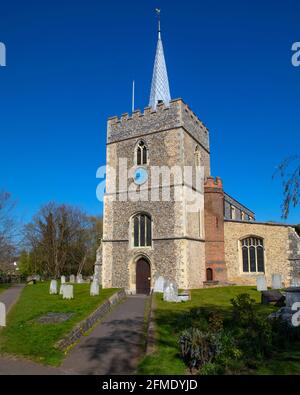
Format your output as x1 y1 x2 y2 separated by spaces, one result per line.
155 8 161 33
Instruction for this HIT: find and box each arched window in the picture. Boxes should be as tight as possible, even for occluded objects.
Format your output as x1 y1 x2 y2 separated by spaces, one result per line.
194 145 201 167
132 213 152 247
136 140 148 165
241 237 264 273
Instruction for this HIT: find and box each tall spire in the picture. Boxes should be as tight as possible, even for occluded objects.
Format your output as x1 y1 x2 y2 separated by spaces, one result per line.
149 9 171 109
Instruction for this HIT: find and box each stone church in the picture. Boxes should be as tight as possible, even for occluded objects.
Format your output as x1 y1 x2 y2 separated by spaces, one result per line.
94 19 300 294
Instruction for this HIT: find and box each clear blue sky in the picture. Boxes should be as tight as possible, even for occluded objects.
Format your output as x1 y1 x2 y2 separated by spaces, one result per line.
0 0 299 224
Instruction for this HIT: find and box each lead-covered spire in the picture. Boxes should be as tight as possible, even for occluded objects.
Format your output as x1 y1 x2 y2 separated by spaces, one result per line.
149 9 171 109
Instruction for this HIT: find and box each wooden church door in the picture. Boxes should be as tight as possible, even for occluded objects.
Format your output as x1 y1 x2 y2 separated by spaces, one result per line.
136 258 151 294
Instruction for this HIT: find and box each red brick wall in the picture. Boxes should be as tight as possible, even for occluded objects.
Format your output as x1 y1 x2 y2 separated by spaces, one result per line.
204 177 227 282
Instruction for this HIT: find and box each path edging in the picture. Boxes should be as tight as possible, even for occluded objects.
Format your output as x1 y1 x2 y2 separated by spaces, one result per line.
145 291 156 355
55 289 126 351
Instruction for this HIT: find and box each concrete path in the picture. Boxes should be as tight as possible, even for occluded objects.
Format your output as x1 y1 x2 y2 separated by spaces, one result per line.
0 355 75 375
61 295 147 375
0 292 147 375
0 284 25 313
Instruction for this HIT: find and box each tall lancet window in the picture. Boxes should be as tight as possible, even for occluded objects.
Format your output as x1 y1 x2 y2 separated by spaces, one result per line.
136 140 148 165
132 213 152 248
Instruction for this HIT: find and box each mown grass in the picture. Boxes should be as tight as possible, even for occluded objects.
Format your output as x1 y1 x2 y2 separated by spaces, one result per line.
137 286 298 375
0 281 118 366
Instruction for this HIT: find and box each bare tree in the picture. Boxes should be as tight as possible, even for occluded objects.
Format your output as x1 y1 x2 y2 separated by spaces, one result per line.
274 155 300 219
24 203 91 278
0 191 16 272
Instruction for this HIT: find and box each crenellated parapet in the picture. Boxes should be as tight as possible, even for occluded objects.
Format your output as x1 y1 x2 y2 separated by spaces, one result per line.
107 98 210 152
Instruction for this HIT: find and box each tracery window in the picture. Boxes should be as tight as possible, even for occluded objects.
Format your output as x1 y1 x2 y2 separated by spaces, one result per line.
241 237 264 273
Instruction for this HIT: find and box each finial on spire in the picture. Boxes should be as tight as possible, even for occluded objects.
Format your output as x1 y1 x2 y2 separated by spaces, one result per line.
149 8 171 109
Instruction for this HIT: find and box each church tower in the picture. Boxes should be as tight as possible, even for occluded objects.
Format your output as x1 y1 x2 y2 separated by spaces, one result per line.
95 12 211 293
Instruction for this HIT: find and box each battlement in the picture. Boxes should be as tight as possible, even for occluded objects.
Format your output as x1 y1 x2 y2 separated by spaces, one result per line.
107 98 210 152
205 176 223 190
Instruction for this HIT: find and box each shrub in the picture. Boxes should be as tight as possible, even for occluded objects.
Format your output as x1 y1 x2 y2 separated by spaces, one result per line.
230 293 273 361
179 328 214 372
231 293 257 327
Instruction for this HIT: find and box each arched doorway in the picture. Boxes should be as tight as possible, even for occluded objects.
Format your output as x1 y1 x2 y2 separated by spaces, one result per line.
136 257 151 294
206 268 213 281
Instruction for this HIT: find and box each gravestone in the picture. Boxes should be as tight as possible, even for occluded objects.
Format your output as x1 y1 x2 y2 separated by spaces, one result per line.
256 275 267 291
59 283 66 295
163 282 179 302
272 274 282 290
49 280 58 295
61 275 66 284
90 280 99 296
0 302 6 327
76 274 83 284
62 285 74 300
69 274 75 283
154 276 165 293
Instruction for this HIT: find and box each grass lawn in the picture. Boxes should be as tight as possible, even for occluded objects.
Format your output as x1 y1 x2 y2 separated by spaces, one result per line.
138 286 300 375
0 281 118 366
0 284 10 294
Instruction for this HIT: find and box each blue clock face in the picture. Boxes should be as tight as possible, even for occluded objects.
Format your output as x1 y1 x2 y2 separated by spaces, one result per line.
134 167 148 185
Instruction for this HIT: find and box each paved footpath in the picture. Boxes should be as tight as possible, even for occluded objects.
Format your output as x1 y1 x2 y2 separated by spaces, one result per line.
0 283 25 313
0 294 147 375
61 295 147 375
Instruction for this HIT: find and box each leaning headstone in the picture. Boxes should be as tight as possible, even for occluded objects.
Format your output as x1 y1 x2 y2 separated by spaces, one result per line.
49 280 58 295
76 274 83 284
90 280 99 296
272 274 282 290
154 276 166 293
256 275 267 291
163 282 179 302
69 274 75 283
61 275 66 284
62 285 74 300
0 302 6 327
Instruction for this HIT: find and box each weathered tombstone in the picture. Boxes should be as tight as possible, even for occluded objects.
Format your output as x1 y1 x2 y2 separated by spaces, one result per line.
69 274 75 283
272 274 282 290
49 280 58 295
59 283 66 295
76 274 83 284
163 282 179 302
62 285 74 300
154 276 165 293
256 275 267 291
61 275 66 284
90 280 99 296
0 302 6 327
